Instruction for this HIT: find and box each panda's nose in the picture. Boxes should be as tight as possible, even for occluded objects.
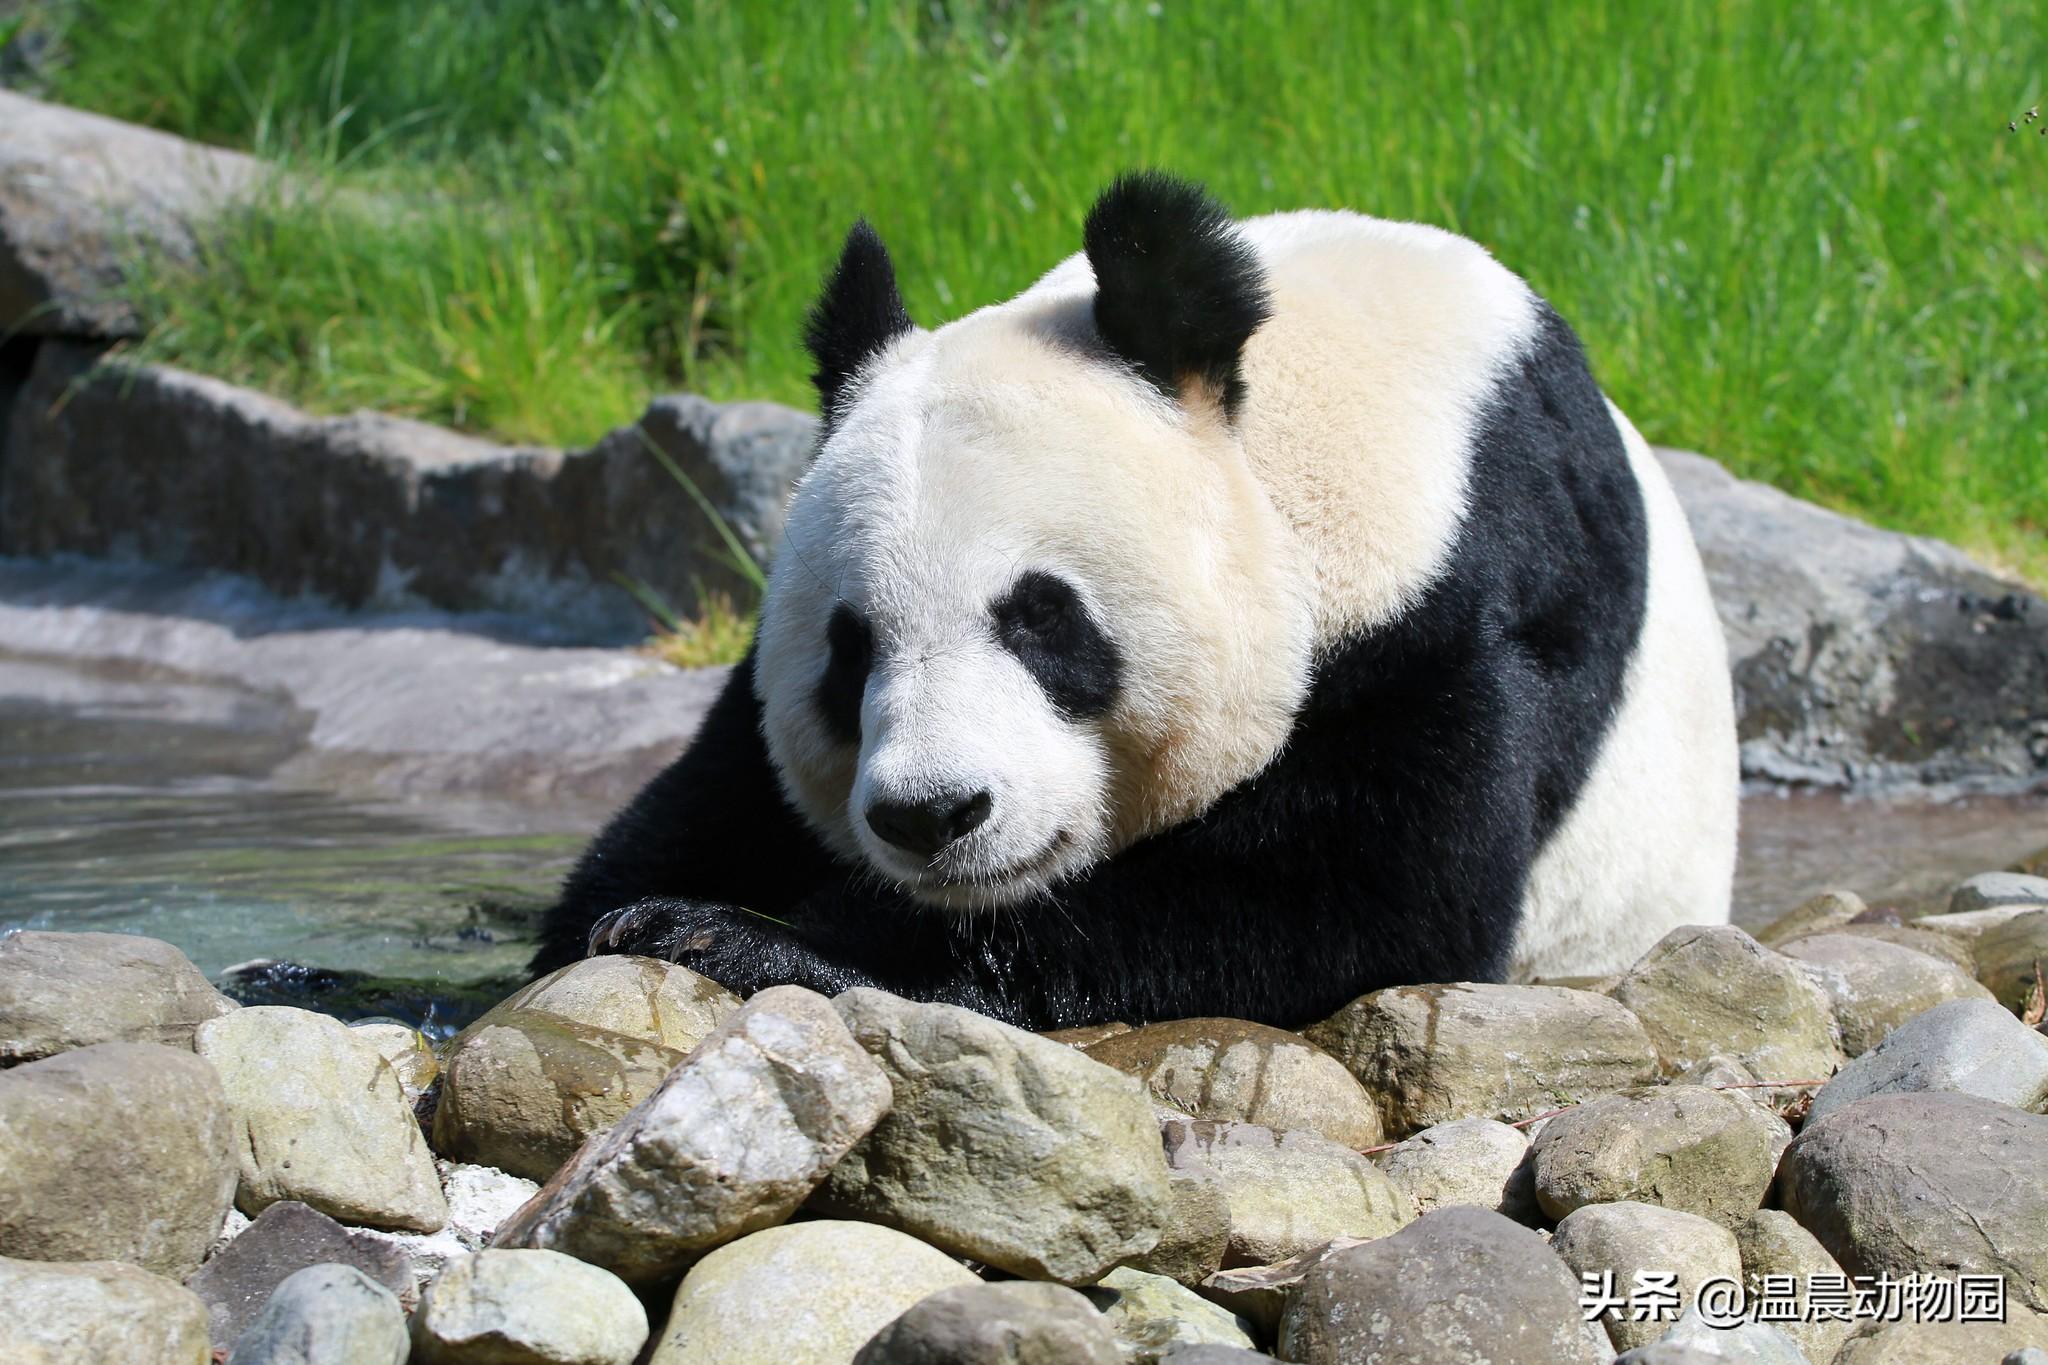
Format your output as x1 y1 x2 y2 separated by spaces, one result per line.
867 789 993 859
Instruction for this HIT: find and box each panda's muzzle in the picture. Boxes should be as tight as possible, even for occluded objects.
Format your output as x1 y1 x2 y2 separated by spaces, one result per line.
865 788 994 861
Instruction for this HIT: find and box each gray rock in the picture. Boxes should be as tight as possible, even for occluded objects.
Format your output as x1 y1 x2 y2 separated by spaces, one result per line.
1623 1306 1811 1364
226 1263 408 1365
1086 1267 1259 1363
0 1255 213 1363
478 955 740 1051
1302 981 1660 1135
1951 872 2048 914
197 1006 448 1232
1834 1312 2048 1363
1043 1021 1136 1048
649 1221 979 1365
0 1041 237 1277
818 988 1171 1284
1195 1238 1369 1338
1550 1201 1744 1353
1275 1206 1611 1364
1781 933 1995 1055
0 929 237 1062
1530 1085 1792 1228
1778 1092 2048 1311
1913 904 2048 943
411 1249 645 1365
1081 1017 1382 1147
1733 1209 1853 1364
1609 925 1845 1080
492 985 890 1286
1157 1349 1281 1364
1976 909 2048 1016
853 1281 1122 1365
1755 889 1867 948
1812 922 1979 972
1160 1117 1410 1268
347 1022 440 1110
1373 1116 1536 1221
189 1201 416 1349
351 1162 540 1299
1125 1165 1232 1286
1808 996 2048 1121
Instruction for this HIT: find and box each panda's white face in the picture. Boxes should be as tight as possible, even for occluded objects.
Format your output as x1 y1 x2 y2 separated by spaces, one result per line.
755 294 1316 912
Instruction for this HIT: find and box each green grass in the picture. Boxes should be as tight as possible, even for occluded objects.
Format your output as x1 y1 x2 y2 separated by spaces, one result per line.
25 0 2048 579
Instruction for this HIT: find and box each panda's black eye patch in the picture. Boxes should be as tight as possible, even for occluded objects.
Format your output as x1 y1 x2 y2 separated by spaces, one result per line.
817 603 872 743
992 571 1122 719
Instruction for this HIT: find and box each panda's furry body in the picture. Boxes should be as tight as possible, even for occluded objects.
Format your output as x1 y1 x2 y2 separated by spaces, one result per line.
534 175 1738 1029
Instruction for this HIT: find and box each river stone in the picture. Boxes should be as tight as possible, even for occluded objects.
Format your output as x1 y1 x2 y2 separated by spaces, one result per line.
1044 1021 1135 1048
853 1281 1122 1365
1818 922 1979 972
1756 889 1867 947
1809 996 2048 1122
1976 909 2048 1015
354 1161 541 1298
1550 1202 1744 1353
1195 1238 1368 1338
651 1221 979 1365
432 1008 688 1181
1835 1313 2048 1363
197 1006 447 1232
1160 1117 1410 1267
1159 1350 1280 1364
1126 1165 1232 1286
348 1020 440 1107
410 1249 645 1365
1951 872 2048 914
227 1263 408 1365
1373 1116 1535 1221
1779 1092 2048 1311
819 988 1171 1284
1914 904 2048 943
0 1255 212 1363
1530 1084 1792 1227
1733 1209 1854 1364
1781 933 1996 1055
0 929 237 1062
1081 1018 1382 1147
478 955 740 1051
189 1201 416 1348
491 985 889 1285
1276 1206 1610 1364
0 1041 236 1277
1608 925 1844 1080
1087 1266 1258 1362
1302 981 1659 1135
1622 1307 1811 1365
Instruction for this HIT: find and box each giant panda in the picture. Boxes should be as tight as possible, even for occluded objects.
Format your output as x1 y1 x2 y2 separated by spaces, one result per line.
533 172 1738 1030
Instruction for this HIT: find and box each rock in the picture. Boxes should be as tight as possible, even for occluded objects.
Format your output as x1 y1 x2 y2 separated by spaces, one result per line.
353 1161 540 1297
1818 922 1979 972
1372 1116 1536 1221
1081 1018 1382 1147
1125 1166 1233 1286
1044 1021 1135 1048
1779 1093 2048 1310
1609 924 1846 1080
1976 909 2048 1015
197 1005 448 1232
431 1008 689 1181
1780 933 1996 1055
1914 905 2048 943
852 1281 1122 1365
1808 997 2048 1122
1086 1267 1259 1362
818 988 1171 1284
0 1041 236 1277
1623 1306 1812 1365
227 1263 409 1365
0 1255 213 1363
1158 1347 1281 1364
1835 1313 2048 1363
2015 846 2048 879
1951 872 2048 914
1530 1085 1792 1228
410 1249 646 1365
1655 445 2048 788
0 929 237 1062
492 985 889 1285
1195 1239 1369 1338
1275 1206 1611 1364
1550 1201 1744 1353
1733 1209 1854 1365
1302 982 1659 1135
348 1020 440 1107
188 1201 416 1349
0 90 260 337
1160 1117 1410 1267
1756 889 1867 947
649 1221 979 1365
478 956 740 1050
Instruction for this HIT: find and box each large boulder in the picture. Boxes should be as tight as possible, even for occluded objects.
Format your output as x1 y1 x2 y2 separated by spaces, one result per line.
853 1281 1123 1365
1807 996 2048 1122
1608 924 1844 1080
1529 1084 1793 1227
1733 1209 1856 1365
1780 933 1995 1055
1549 1201 1744 1354
1162 1117 1410 1268
1125 1165 1233 1286
0 930 238 1062
409 1249 648 1365
1372 1117 1536 1221
0 1255 213 1363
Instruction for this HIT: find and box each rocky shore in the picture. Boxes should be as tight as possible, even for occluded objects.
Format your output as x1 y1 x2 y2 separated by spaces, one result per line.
3 862 2046 1363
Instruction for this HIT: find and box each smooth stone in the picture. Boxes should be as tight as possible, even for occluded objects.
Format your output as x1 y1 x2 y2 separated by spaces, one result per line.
1780 933 1995 1056
493 986 890 1286
197 1006 448 1232
650 1221 979 1365
1303 981 1659 1135
1161 1117 1409 1268
1756 889 1867 947
1950 872 2048 914
1043 1021 1135 1048
852 1281 1121 1365
0 1255 212 1363
1087 1266 1258 1363
354 1162 541 1298
1733 1209 1854 1365
348 1021 440 1108
1976 909 2048 1016
1834 1312 2048 1363
0 930 236 1062
1372 1116 1535 1221
1608 925 1844 1081
1158 1348 1281 1364
1550 1201 1744 1353
1778 1092 2048 1311
1530 1084 1792 1228
1914 905 2048 942
476 955 740 1051
1809 996 2048 1122
0 1041 237 1277
819 988 1171 1284
226 1263 409 1365
1124 1165 1232 1286
1812 922 1979 972
1275 1207 1611 1364
1195 1239 1366 1338
188 1201 417 1348
1082 1018 1383 1147
1621 1306 1811 1365
410 1249 645 1365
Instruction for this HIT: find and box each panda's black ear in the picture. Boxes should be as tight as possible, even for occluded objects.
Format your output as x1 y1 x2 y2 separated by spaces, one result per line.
1083 171 1271 417
805 220 914 424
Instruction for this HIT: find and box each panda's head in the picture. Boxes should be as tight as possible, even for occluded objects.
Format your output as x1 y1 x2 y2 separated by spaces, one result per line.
755 174 1316 911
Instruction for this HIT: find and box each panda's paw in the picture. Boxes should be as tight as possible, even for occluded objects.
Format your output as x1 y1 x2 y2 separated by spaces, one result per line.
585 897 801 996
